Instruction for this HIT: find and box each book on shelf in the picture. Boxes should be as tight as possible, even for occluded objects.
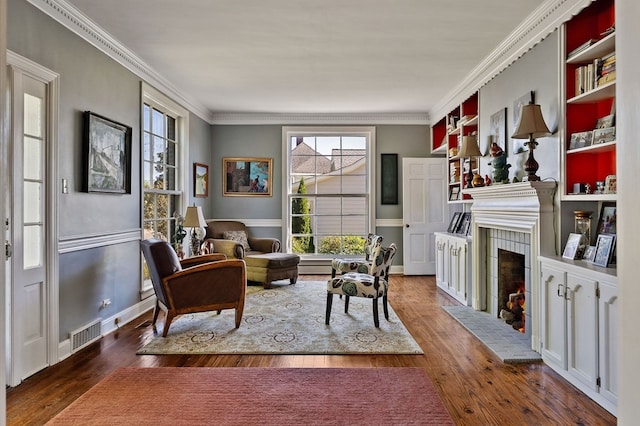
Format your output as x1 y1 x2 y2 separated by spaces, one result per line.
567 38 597 59
597 70 616 86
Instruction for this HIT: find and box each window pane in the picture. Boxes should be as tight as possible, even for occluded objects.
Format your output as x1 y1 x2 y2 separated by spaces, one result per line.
143 132 151 162
24 136 42 180
153 163 164 189
167 116 176 141
341 175 367 192
143 220 155 240
143 193 156 221
24 93 43 137
23 181 41 223
23 224 42 268
152 108 164 136
167 141 177 166
157 194 169 221
153 136 165 164
143 104 151 132
166 165 176 191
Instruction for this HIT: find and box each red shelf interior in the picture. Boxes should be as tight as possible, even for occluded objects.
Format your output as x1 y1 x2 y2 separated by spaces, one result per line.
461 93 478 117
565 149 616 194
565 0 615 54
432 118 447 151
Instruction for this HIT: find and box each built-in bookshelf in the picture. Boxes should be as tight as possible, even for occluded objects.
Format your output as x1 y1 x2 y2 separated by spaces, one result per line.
563 0 616 201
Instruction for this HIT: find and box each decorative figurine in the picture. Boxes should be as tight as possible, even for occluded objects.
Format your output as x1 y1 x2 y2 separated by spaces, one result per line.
488 143 511 183
485 174 492 186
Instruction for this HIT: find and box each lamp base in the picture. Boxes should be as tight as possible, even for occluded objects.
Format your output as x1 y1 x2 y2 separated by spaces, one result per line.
524 141 540 182
190 229 201 256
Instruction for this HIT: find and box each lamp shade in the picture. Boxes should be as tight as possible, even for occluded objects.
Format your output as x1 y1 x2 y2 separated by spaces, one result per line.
457 135 482 157
183 205 207 228
511 104 551 139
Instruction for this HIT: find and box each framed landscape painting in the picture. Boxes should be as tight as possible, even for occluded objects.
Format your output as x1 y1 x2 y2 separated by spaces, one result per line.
83 111 132 194
194 162 209 197
223 157 272 196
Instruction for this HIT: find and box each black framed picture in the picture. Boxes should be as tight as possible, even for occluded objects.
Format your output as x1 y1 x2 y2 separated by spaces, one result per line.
83 111 132 194
380 154 398 205
593 234 616 267
447 212 462 233
456 212 472 236
596 202 616 236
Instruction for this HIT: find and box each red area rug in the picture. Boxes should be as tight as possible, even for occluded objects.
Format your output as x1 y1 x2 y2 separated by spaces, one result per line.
47 367 453 425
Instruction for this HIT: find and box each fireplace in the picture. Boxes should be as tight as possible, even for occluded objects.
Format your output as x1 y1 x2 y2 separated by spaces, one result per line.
497 249 526 333
465 182 556 353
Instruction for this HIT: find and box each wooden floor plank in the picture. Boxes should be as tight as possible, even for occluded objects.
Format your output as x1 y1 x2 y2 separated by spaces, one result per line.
6 275 616 425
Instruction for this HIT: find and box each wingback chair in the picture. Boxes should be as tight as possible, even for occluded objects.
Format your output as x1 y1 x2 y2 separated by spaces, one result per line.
141 238 246 337
201 220 281 259
326 243 397 327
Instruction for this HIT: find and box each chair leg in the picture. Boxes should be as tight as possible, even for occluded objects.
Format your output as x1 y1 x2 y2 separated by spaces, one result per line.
152 300 160 326
383 294 389 320
325 293 333 325
372 298 380 327
162 312 176 337
344 295 350 313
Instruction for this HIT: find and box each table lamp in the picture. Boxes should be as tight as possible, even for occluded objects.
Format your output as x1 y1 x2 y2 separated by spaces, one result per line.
183 205 207 256
457 135 483 188
511 104 551 182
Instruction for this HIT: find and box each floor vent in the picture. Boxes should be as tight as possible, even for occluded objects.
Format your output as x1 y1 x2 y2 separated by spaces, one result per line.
70 319 102 353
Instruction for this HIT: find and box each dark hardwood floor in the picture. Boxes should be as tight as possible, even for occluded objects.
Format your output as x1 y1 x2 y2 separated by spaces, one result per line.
6 275 616 425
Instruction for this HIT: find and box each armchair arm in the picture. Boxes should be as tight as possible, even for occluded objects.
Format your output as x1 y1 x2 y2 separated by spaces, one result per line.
248 237 281 253
200 238 245 259
180 253 226 269
162 259 246 308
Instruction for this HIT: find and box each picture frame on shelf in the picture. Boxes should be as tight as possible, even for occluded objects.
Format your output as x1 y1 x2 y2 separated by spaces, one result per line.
193 162 209 198
83 111 132 194
456 212 472 236
512 91 534 154
562 233 583 260
568 131 593 150
595 113 615 129
448 186 460 201
489 107 507 154
582 245 596 262
604 174 616 194
447 212 462 233
596 202 616 236
223 157 272 196
592 126 615 145
593 234 616 267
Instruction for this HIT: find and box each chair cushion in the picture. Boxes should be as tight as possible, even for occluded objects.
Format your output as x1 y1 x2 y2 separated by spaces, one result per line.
223 230 250 250
327 273 388 298
331 258 370 274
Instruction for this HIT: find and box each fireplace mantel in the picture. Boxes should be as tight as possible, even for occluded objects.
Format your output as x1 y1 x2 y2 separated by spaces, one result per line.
466 181 558 353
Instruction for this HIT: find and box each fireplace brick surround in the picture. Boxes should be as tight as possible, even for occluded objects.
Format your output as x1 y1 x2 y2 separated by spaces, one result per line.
464 182 556 352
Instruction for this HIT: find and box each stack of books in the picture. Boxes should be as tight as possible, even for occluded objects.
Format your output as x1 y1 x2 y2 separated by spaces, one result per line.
596 52 616 86
567 38 597 59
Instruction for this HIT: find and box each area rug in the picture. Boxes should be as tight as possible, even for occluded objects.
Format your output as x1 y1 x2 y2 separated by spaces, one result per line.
138 281 423 355
46 367 453 425
442 305 542 363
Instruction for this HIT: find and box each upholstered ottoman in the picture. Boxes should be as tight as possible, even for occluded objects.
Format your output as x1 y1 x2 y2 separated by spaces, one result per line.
244 252 300 289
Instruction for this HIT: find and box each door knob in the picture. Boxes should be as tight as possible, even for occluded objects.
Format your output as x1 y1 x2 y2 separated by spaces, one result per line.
405 224 410 228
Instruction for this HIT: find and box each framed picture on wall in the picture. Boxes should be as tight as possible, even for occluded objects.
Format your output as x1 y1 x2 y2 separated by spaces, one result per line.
83 111 132 194
380 153 398 205
489 107 507 155
194 162 209 197
223 157 273 196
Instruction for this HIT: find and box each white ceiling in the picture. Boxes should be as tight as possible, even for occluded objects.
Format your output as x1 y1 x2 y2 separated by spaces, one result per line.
64 0 546 116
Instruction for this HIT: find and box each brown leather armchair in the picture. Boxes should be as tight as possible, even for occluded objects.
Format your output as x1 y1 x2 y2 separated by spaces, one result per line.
201 220 281 259
141 238 246 337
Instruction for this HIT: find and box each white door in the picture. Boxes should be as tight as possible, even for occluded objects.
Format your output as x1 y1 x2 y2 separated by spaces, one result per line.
402 158 448 275
7 61 58 385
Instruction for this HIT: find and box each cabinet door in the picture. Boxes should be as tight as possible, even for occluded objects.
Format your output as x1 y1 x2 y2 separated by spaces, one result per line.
451 240 468 302
540 262 567 370
598 279 618 405
566 272 598 391
435 236 448 289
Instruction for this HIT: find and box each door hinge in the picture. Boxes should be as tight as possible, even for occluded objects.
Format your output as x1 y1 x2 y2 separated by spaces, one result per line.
5 240 12 258
596 287 600 298
596 377 601 387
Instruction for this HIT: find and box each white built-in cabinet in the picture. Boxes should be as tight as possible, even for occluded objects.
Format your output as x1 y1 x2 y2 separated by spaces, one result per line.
435 232 471 305
539 256 617 415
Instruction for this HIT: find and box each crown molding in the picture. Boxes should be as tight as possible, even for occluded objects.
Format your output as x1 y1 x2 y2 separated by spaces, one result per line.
27 0 212 123
210 112 429 125
429 0 595 122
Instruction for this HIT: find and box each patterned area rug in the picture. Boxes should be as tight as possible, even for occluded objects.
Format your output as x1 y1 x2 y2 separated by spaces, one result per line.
138 280 423 355
47 367 453 425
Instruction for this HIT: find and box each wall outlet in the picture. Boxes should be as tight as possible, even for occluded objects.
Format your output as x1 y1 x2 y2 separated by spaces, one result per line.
101 299 111 308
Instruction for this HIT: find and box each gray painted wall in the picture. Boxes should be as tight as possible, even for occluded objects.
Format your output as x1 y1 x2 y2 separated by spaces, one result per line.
7 0 211 341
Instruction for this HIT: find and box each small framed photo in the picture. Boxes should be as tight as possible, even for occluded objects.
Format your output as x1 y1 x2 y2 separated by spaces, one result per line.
447 212 462 233
568 131 593 150
593 234 616 267
193 162 209 197
595 114 615 129
596 202 616 236
604 174 616 194
456 212 472 236
592 126 615 144
449 186 461 201
562 233 583 260
582 245 596 262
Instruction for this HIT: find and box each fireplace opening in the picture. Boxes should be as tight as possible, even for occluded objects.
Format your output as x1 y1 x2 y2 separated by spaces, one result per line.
497 249 526 333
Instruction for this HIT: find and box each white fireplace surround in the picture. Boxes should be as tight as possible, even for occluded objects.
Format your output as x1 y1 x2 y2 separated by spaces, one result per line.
464 182 557 352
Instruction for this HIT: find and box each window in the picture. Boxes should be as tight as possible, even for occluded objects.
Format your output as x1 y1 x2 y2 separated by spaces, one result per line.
284 126 375 257
141 84 189 293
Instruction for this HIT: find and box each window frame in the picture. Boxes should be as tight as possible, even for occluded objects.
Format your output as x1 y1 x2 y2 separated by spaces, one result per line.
282 126 376 259
141 83 189 296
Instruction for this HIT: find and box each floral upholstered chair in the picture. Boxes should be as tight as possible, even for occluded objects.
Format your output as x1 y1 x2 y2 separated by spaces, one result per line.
325 243 397 327
330 233 383 277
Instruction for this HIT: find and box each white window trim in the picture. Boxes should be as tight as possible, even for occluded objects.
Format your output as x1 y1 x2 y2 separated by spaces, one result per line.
281 126 376 258
140 82 189 296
